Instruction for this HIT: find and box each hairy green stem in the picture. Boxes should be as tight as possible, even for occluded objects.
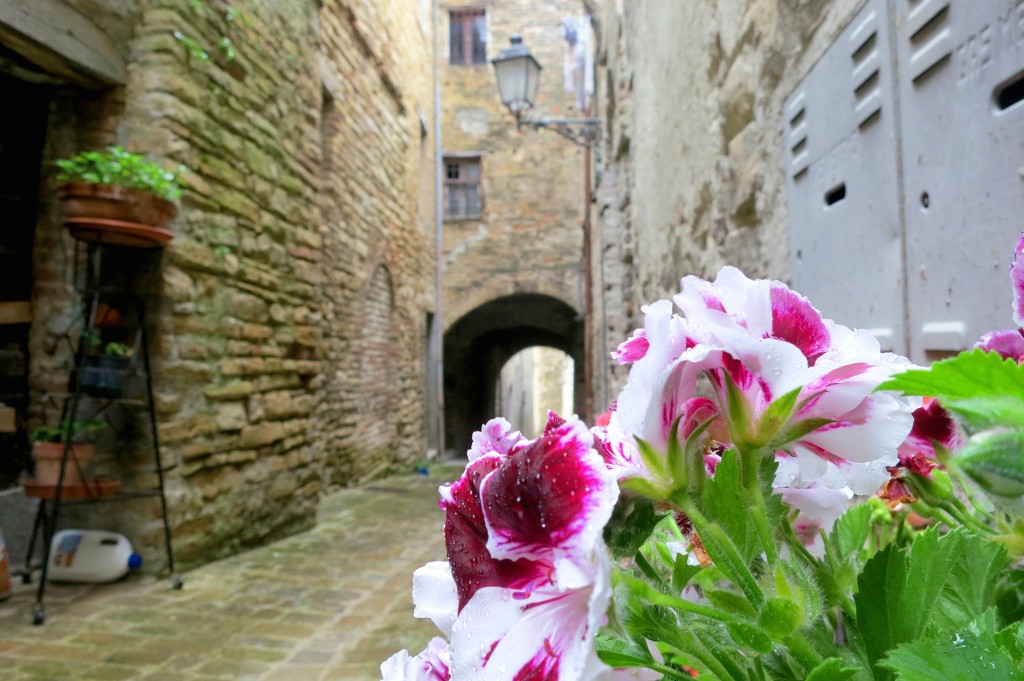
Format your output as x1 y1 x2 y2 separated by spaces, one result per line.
784 630 824 671
748 480 780 568
942 502 996 535
673 492 766 607
737 445 780 568
634 551 665 587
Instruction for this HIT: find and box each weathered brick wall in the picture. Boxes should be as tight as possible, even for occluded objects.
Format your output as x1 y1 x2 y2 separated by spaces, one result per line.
440 0 587 329
318 0 435 485
23 0 434 567
590 0 866 407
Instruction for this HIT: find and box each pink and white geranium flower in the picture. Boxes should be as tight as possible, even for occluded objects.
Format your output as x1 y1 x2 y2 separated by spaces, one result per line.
396 416 620 681
975 231 1024 361
380 637 451 681
611 266 917 499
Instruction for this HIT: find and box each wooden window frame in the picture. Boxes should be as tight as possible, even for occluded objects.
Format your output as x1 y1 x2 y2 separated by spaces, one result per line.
449 7 486 66
444 155 483 221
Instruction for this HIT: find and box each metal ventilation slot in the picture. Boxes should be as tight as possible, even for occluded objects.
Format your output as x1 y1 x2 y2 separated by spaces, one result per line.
907 0 951 83
851 19 882 127
786 93 809 179
825 183 847 206
996 70 1024 112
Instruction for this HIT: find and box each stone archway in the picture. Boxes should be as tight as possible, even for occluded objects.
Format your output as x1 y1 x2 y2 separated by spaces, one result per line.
443 293 583 455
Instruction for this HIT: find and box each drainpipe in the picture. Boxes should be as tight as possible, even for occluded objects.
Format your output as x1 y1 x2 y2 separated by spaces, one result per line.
431 0 445 457
582 111 593 423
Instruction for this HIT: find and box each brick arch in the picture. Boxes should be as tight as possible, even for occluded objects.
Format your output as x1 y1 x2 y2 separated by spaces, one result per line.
443 293 583 454
442 279 580 333
356 264 399 460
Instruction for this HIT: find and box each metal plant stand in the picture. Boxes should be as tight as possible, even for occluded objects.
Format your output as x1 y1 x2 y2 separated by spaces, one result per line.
22 243 181 625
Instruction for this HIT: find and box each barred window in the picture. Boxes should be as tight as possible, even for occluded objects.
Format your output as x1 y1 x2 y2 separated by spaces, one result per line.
444 157 482 220
449 8 486 65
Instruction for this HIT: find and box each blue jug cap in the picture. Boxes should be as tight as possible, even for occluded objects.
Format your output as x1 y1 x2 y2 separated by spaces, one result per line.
127 553 143 570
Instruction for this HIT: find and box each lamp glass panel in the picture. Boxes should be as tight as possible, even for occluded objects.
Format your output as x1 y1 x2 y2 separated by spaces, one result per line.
524 58 541 106
494 56 528 105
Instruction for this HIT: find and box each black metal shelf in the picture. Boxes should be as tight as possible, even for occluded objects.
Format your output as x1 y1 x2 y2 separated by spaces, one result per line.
22 242 181 625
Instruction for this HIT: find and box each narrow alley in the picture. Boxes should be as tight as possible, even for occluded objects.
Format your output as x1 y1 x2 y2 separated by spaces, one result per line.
0 464 460 680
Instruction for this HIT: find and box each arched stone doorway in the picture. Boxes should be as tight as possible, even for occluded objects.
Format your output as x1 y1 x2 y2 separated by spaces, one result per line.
443 293 583 455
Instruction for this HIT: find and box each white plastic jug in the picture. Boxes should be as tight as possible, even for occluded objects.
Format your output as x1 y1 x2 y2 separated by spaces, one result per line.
48 529 142 583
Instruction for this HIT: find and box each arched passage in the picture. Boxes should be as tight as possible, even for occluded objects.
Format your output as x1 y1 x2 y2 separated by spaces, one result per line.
443 293 583 455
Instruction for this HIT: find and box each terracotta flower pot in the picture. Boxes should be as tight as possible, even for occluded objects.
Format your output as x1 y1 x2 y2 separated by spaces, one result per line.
60 183 178 249
31 442 95 487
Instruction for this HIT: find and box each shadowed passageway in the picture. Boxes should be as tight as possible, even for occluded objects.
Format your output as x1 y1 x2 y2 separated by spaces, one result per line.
443 293 583 453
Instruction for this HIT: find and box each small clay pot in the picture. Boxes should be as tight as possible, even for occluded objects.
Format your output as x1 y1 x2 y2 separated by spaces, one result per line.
31 442 95 487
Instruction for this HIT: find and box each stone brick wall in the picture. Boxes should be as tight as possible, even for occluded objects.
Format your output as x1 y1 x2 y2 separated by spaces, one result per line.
440 0 587 329
589 0 866 406
439 0 592 452
318 0 435 486
20 0 434 567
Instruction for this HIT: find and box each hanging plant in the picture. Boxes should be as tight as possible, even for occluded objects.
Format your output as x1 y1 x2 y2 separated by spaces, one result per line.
55 147 185 249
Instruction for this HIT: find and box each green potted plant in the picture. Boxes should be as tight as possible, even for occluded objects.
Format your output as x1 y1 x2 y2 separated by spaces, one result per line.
56 146 184 248
28 420 106 487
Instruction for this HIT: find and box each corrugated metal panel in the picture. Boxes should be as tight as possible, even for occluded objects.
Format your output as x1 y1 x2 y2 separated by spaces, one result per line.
894 0 1024 359
784 0 906 352
784 0 1024 361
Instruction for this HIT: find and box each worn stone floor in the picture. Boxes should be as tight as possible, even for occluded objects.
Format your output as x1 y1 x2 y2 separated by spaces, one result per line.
0 463 465 680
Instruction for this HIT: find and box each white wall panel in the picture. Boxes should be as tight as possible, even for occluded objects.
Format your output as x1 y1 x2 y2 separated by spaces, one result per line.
784 0 1024 361
894 0 1024 360
784 0 906 352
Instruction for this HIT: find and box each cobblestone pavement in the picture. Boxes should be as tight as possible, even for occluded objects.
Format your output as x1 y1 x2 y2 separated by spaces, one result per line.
0 463 464 680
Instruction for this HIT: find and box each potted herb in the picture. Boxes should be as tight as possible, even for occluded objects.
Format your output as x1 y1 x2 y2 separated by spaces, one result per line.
56 146 184 248
28 420 106 487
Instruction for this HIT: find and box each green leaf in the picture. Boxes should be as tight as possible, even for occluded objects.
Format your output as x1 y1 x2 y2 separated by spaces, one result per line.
879 614 1024 681
934 531 1011 629
634 436 669 485
903 526 962 639
805 658 859 681
754 386 803 445
665 416 687 489
956 430 1024 498
672 555 702 594
696 521 765 607
855 543 908 681
699 449 759 562
855 527 960 679
726 620 774 655
996 568 1024 624
620 476 667 501
595 634 655 668
604 496 663 559
775 559 823 628
723 371 755 446
596 650 653 668
877 349 1024 430
854 527 1013 680
995 620 1024 666
772 417 835 449
706 589 758 619
831 500 882 561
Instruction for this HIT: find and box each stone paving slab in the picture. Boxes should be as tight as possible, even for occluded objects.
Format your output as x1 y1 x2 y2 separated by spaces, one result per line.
0 463 465 681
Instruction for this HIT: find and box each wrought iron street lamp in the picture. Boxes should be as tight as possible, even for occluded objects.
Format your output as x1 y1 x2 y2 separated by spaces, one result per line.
491 35 600 148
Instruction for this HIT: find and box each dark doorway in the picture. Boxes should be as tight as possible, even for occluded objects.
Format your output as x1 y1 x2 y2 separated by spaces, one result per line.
0 74 50 486
443 294 583 455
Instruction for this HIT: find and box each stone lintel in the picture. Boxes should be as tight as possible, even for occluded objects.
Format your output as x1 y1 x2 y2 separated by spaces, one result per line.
0 0 126 88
